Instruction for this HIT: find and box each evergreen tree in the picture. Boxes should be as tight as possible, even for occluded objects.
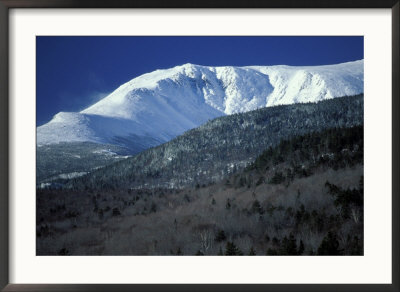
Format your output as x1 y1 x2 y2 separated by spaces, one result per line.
215 230 227 242
225 199 231 210
58 248 69 255
349 236 363 255
251 200 264 214
112 207 121 216
150 202 157 213
266 248 278 255
280 234 298 255
298 240 305 255
98 209 104 220
225 242 243 255
217 247 223 255
317 231 342 255
195 250 204 256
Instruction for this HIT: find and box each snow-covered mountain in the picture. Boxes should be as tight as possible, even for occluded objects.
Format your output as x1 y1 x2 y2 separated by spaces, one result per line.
37 60 363 150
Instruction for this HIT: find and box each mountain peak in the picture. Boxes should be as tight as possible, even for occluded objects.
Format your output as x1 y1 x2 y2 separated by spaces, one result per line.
178 62 198 68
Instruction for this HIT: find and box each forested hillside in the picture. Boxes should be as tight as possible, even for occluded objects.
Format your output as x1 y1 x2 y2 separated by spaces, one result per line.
37 126 363 255
66 95 363 190
37 142 134 184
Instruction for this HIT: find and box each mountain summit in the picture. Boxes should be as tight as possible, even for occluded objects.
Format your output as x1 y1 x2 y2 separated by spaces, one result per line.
37 60 364 150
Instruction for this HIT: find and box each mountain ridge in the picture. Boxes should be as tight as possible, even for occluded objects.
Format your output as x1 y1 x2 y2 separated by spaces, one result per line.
37 60 364 150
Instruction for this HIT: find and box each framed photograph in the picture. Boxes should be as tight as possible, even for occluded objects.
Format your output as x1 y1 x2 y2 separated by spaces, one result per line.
1 0 399 291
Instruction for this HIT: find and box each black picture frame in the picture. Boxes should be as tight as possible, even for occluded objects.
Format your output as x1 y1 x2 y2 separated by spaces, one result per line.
0 1 399 291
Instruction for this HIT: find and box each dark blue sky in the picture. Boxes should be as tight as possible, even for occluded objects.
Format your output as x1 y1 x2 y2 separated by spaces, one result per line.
37 36 363 125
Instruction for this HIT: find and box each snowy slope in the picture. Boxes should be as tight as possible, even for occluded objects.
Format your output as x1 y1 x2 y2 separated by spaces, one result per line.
37 60 364 148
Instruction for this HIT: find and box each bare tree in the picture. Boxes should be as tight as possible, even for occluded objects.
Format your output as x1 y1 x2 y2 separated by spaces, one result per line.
351 208 360 224
199 229 213 255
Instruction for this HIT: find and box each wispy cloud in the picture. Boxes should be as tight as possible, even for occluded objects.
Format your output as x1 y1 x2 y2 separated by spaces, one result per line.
57 90 111 113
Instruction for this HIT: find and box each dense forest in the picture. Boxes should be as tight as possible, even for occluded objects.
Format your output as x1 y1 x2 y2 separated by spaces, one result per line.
63 95 363 191
37 125 363 255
